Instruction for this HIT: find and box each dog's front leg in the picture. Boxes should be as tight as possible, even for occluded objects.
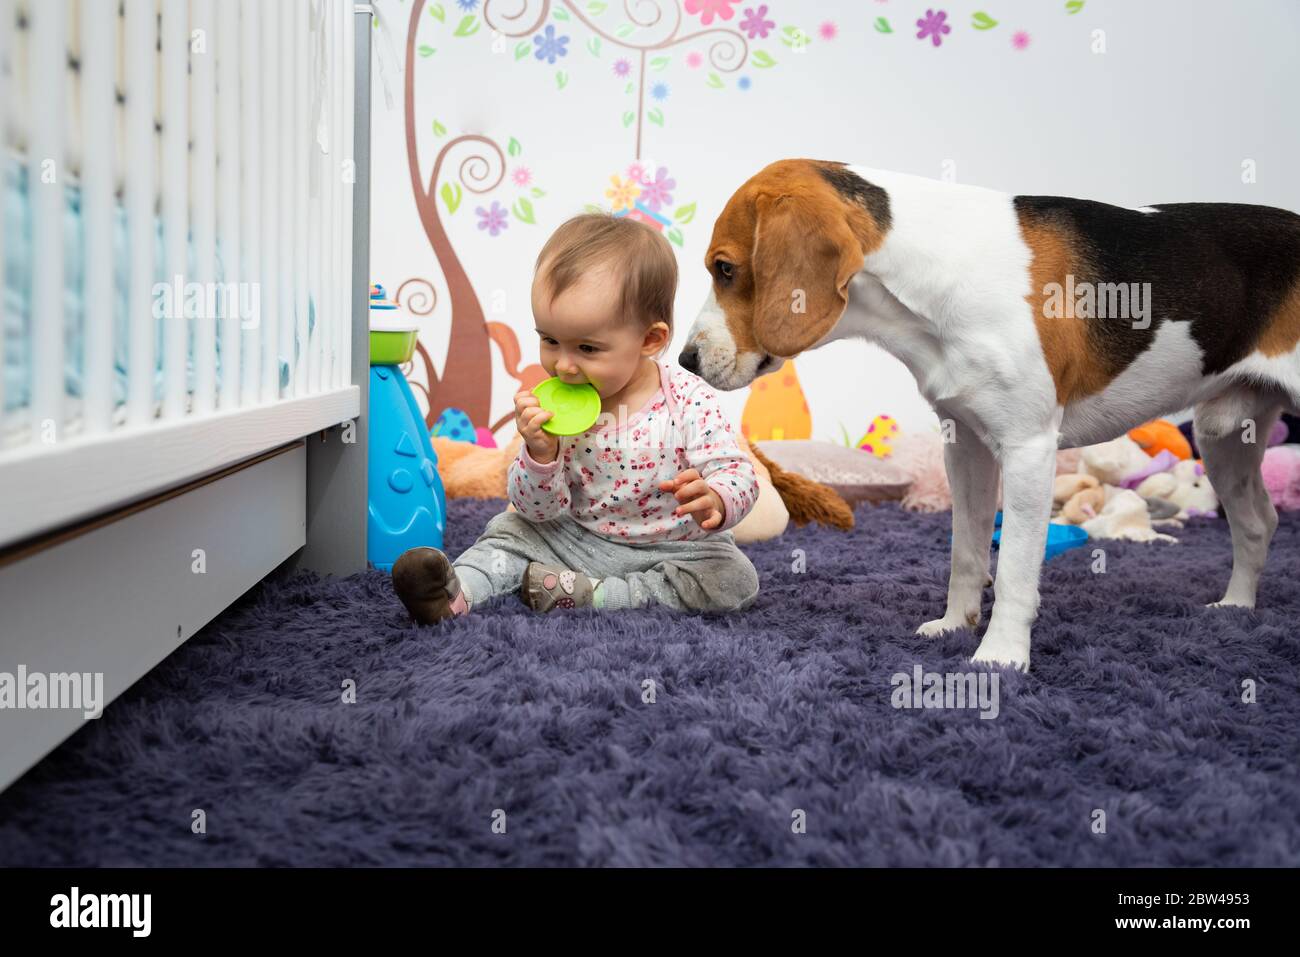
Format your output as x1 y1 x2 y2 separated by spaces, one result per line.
917 416 999 636
970 435 1058 672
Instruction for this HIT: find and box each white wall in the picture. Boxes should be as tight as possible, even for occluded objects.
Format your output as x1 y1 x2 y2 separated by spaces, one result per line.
369 0 1300 443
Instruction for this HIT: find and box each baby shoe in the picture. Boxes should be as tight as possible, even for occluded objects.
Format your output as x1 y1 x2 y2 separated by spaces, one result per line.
521 562 596 613
392 547 471 625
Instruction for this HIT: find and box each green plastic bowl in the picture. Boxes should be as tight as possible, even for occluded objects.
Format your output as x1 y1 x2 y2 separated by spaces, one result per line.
369 329 418 365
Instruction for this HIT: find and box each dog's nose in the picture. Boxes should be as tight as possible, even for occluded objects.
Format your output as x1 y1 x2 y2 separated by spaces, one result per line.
678 345 700 373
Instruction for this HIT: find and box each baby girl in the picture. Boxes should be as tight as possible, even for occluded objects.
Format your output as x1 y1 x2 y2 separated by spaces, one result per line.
391 212 760 623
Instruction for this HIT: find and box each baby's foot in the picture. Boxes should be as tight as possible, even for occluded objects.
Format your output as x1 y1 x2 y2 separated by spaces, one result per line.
392 547 471 625
521 562 597 613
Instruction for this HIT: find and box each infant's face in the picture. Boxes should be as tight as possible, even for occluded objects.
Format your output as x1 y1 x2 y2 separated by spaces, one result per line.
531 265 651 399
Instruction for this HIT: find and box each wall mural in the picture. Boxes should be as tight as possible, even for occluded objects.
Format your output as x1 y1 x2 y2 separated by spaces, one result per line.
392 0 1089 448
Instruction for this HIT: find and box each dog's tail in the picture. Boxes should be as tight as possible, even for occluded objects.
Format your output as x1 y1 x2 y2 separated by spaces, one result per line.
750 444 855 530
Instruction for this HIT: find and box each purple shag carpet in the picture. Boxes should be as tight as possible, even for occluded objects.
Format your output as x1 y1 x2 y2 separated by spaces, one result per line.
2 497 1298 867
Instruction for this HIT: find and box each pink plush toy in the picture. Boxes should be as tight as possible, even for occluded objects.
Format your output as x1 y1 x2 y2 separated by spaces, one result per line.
1261 445 1300 510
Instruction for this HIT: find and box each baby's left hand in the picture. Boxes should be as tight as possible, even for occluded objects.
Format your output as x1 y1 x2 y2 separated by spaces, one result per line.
659 468 725 530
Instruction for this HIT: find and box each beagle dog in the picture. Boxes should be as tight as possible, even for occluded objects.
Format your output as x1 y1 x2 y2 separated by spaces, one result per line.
680 158 1300 671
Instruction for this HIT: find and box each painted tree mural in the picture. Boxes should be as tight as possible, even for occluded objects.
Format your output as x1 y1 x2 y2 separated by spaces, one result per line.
396 0 816 443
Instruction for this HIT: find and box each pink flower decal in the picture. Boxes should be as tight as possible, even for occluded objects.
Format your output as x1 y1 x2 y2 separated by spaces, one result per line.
685 0 740 27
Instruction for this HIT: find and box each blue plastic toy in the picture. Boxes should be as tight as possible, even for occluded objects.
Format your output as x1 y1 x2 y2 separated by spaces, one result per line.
366 289 446 572
990 512 1089 560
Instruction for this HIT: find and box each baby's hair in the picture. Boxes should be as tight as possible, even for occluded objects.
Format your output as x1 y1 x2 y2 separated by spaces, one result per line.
534 212 678 354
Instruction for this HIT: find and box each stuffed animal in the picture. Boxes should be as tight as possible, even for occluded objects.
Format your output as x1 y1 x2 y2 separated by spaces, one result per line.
1081 488 1179 544
1261 445 1300 511
1080 435 1153 486
1135 459 1218 518
1128 419 1192 461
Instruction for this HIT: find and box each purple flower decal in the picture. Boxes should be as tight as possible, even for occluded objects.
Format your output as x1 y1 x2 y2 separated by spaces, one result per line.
534 24 569 65
476 201 509 237
739 5 775 40
915 9 951 47
638 167 676 213
613 57 631 77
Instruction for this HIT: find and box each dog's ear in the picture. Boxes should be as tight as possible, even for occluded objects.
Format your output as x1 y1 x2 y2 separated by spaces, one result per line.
751 192 865 358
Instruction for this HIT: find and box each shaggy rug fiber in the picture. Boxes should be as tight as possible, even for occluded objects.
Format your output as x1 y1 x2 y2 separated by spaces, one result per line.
2 497 1298 867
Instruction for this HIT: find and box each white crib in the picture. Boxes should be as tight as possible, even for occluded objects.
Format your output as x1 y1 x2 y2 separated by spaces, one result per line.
0 0 373 791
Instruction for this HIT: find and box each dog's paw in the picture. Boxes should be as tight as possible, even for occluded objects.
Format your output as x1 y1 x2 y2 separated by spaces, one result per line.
1207 598 1254 610
915 611 979 637
970 631 1030 672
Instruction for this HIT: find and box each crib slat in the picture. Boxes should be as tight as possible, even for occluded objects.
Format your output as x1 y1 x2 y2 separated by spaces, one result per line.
338 0 348 392
277 0 293 399
260 2 280 404
240 0 260 406
216 0 241 411
124 0 156 427
308 1 324 396
320 1 335 392
161 0 190 420
293 0 309 398
79 0 116 436
0 0 11 438
192 0 217 416
342 2 355 388
29 0 68 442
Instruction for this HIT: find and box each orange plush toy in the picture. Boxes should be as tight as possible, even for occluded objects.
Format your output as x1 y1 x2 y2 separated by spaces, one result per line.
1128 419 1192 461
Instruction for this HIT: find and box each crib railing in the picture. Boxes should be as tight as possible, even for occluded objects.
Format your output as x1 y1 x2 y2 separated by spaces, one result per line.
0 0 363 548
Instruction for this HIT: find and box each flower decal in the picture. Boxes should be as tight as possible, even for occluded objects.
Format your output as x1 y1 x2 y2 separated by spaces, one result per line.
685 0 740 27
638 167 676 213
605 175 642 212
533 24 569 65
739 5 775 39
476 200 509 236
915 9 951 47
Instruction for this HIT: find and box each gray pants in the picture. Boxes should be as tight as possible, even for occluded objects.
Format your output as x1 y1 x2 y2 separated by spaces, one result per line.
453 510 760 613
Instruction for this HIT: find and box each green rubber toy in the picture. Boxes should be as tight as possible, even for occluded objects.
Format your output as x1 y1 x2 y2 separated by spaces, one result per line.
532 377 602 436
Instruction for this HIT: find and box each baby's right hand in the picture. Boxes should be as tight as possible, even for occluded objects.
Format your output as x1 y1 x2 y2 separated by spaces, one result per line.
515 390 560 464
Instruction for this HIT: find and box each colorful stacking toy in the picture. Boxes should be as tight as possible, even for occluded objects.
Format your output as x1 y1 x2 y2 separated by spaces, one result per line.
366 282 447 571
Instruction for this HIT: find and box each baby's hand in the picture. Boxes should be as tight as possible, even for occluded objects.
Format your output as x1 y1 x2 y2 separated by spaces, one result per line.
659 468 725 530
515 389 560 464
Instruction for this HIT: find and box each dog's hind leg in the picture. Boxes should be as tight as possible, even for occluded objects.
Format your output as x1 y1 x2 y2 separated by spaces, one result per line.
1195 387 1282 609
917 416 1000 636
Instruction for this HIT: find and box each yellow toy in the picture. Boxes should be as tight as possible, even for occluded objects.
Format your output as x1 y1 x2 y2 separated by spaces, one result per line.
857 415 901 458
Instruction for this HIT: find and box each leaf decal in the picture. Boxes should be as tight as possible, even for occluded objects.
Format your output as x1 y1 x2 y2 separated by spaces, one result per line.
440 182 462 215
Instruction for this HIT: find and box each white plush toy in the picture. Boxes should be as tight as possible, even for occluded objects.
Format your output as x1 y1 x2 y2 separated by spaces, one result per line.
1080 436 1152 486
1081 488 1179 544
1135 459 1219 519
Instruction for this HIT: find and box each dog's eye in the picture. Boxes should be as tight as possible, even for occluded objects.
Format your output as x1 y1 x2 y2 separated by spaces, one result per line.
715 260 734 283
